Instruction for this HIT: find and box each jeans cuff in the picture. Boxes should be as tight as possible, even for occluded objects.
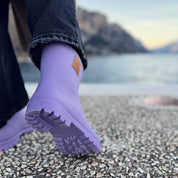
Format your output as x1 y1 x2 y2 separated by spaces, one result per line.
28 32 88 70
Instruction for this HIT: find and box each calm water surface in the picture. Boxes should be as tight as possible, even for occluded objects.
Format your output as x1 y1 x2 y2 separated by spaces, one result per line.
20 53 178 84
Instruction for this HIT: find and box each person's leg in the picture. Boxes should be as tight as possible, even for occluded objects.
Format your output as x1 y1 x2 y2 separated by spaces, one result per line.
0 1 29 128
0 1 9 128
25 0 101 154
0 1 32 151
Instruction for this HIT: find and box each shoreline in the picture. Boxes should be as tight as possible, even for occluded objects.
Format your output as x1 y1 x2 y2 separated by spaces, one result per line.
25 83 178 97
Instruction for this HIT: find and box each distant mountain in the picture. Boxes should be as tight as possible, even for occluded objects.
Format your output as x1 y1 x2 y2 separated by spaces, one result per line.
151 41 178 53
77 7 147 55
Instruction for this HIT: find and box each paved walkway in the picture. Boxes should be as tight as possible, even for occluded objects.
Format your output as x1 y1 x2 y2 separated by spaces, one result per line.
0 96 178 177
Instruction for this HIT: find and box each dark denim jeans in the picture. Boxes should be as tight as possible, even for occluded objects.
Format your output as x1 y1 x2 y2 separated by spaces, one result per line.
0 0 87 128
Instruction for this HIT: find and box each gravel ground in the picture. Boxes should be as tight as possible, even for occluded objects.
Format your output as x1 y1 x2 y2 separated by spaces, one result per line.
0 96 178 177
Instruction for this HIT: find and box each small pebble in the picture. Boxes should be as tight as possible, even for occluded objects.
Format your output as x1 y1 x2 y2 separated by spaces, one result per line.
6 168 11 172
96 172 104 177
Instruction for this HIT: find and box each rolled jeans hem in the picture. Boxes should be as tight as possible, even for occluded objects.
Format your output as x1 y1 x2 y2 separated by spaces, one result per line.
28 32 88 70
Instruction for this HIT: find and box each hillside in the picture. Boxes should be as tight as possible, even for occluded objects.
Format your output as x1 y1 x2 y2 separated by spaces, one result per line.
151 41 178 53
77 8 147 55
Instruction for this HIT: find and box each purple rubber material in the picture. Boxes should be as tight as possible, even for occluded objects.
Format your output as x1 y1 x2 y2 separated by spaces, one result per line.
0 108 33 152
25 42 101 154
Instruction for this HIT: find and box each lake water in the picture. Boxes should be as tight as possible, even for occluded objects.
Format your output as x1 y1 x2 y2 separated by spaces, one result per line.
20 53 178 84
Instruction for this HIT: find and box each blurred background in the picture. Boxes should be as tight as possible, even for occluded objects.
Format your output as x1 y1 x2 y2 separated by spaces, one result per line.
9 0 178 85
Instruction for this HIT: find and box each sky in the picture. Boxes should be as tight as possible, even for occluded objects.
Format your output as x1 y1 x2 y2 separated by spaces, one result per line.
78 0 178 49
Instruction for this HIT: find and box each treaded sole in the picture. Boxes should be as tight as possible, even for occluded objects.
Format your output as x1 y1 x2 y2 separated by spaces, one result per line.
26 109 101 154
0 127 33 152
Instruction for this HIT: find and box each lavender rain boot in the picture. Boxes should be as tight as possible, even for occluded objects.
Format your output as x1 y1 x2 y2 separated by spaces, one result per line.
25 43 101 154
0 108 33 151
